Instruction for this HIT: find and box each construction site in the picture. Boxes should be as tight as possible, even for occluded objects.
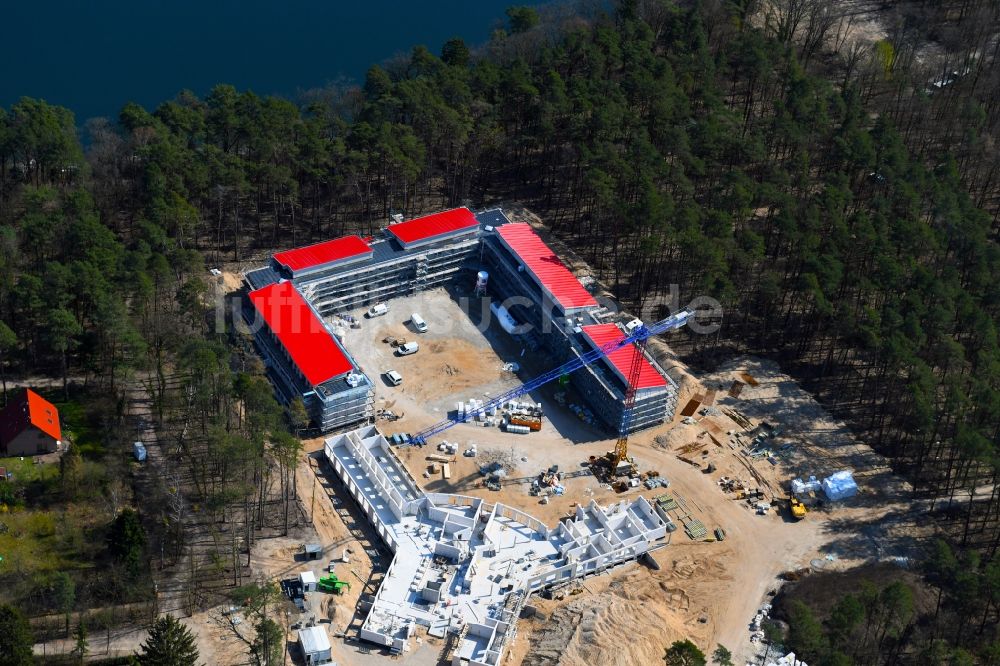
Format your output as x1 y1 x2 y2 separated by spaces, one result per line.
235 208 917 666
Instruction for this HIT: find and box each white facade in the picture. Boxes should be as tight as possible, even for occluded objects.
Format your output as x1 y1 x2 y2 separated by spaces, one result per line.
324 425 668 665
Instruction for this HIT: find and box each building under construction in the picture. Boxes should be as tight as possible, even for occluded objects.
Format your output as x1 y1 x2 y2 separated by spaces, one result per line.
244 207 679 433
325 425 668 663
246 208 482 315
480 221 677 433
246 281 374 431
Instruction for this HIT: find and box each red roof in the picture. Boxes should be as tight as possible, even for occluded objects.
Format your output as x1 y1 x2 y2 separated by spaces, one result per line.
248 282 354 386
387 208 479 245
581 324 668 390
273 235 372 274
496 223 598 311
0 388 62 445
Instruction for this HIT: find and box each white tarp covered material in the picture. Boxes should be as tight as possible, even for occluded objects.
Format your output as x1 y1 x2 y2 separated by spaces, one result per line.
490 301 521 335
791 476 821 495
298 625 331 654
766 651 808 666
822 470 858 501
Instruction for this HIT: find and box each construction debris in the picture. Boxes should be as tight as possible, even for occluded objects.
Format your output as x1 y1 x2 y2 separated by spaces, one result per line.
532 465 564 496
765 653 809 666
376 408 401 421
722 406 753 430
478 448 518 476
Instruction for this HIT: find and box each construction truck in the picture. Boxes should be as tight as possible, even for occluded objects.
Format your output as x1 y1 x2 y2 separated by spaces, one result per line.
788 495 807 520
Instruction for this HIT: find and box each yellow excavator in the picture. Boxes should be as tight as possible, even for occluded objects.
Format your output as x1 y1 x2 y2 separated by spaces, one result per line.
788 495 807 520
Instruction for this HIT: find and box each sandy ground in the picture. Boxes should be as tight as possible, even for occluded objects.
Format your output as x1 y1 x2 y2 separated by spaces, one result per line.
173 444 386 666
303 289 908 664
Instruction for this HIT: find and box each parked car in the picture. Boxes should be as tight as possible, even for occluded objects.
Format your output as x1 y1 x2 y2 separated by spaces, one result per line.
410 313 427 333
396 342 419 356
385 370 403 386
366 303 388 318
329 560 337 574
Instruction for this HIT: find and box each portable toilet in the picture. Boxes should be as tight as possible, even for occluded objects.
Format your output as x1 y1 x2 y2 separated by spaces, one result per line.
132 441 147 462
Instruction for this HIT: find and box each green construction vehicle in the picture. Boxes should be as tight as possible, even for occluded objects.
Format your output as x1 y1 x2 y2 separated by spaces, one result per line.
317 573 351 595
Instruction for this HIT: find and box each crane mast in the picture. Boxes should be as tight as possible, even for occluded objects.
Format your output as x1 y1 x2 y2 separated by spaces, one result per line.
610 333 649 471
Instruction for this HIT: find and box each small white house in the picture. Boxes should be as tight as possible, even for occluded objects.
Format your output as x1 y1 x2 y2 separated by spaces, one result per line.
299 570 317 592
298 626 333 665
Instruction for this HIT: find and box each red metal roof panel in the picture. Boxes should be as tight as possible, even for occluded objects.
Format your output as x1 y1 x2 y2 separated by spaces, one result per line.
581 324 668 390
496 223 598 311
387 208 479 245
248 282 353 386
273 235 372 274
26 389 62 441
0 388 62 445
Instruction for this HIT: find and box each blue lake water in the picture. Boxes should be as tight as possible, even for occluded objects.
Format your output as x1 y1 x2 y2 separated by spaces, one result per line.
3 0 541 123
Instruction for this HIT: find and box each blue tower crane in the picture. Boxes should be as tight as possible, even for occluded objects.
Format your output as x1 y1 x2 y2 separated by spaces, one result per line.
411 309 695 451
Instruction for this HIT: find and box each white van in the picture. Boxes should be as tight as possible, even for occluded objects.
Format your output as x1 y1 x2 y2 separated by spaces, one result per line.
410 313 427 333
396 342 419 356
366 303 388 318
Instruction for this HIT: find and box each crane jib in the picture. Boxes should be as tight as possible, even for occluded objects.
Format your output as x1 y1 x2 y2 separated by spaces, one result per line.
411 309 695 445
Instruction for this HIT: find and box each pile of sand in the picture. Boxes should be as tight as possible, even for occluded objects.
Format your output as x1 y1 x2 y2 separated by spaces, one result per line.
521 553 733 666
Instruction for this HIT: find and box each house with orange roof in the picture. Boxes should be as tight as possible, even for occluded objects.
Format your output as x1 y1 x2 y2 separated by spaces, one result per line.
0 388 62 456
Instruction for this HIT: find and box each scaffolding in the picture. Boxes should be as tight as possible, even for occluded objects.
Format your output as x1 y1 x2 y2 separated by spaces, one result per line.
299 236 480 316
244 295 374 432
481 231 677 432
243 207 678 435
